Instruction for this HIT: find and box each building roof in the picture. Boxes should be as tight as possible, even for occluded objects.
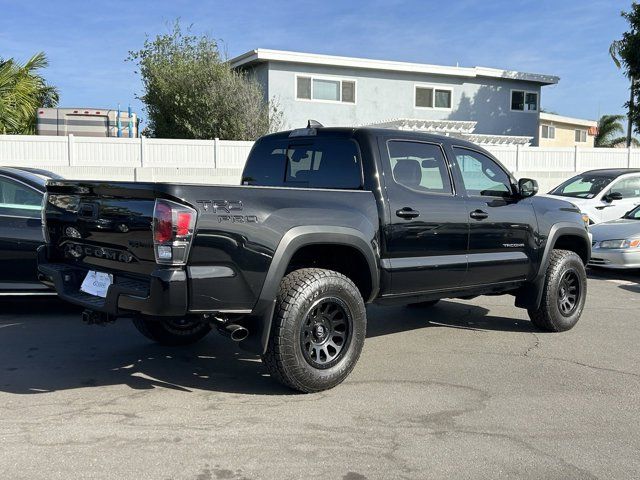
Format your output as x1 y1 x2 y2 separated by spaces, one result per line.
539 112 597 127
230 49 560 85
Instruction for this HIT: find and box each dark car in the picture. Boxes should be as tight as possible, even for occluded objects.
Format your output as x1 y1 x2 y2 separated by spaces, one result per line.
38 126 591 392
0 167 61 295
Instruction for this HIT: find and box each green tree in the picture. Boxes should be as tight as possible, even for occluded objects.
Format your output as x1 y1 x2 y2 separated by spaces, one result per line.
128 22 282 140
0 52 59 134
610 2 640 146
595 114 640 147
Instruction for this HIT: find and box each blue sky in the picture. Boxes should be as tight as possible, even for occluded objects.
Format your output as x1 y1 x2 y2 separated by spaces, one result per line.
0 0 634 127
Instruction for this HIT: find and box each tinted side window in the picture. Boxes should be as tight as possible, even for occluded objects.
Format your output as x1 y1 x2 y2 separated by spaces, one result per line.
0 176 43 218
452 147 512 197
242 137 362 189
387 141 452 194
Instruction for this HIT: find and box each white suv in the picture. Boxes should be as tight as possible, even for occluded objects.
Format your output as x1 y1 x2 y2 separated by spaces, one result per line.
546 169 640 224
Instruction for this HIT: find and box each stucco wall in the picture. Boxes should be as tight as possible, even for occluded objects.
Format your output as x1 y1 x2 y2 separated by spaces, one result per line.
263 61 542 144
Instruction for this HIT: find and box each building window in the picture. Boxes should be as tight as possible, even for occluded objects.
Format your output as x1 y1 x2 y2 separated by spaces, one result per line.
341 81 355 103
575 129 587 143
415 86 452 109
511 90 538 112
541 124 555 139
296 77 311 100
296 75 356 103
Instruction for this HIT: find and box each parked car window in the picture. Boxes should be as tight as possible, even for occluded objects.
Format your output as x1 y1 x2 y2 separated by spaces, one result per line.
608 176 640 199
242 137 362 189
624 205 640 219
0 176 42 218
387 141 453 194
549 174 615 199
452 147 512 197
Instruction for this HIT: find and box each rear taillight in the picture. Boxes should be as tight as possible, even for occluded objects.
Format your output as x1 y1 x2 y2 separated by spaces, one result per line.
152 199 197 265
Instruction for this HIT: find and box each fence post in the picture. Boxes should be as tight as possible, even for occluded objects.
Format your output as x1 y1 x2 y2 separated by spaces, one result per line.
515 144 520 174
574 145 579 173
213 138 219 169
140 136 145 167
628 147 633 169
67 134 75 166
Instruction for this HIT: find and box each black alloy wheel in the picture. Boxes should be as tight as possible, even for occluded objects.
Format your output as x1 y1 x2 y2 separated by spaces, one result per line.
300 297 352 369
557 269 581 316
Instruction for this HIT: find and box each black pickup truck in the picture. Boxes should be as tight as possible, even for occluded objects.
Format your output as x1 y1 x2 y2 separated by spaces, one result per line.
38 125 591 392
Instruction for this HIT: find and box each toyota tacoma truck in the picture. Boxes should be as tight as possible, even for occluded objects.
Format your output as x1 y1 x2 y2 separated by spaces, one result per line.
38 125 591 392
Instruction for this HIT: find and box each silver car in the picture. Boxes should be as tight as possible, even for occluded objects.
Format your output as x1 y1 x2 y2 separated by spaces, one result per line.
589 205 640 269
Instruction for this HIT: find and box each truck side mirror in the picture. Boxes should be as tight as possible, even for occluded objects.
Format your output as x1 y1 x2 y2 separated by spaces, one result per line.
518 178 538 198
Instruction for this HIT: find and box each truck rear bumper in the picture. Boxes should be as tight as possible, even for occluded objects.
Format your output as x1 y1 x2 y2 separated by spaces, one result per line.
37 248 188 317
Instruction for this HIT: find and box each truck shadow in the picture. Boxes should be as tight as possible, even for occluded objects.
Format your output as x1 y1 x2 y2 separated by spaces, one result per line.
0 298 535 397
366 301 538 337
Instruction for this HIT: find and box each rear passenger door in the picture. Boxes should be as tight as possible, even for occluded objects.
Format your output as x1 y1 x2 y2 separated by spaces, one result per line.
380 139 468 294
450 147 538 286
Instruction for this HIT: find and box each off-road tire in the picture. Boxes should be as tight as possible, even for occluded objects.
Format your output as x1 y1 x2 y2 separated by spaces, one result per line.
132 317 211 346
262 268 367 393
407 299 440 308
528 249 587 332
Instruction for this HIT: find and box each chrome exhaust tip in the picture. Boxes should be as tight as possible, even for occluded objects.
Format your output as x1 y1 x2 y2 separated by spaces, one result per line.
223 323 249 342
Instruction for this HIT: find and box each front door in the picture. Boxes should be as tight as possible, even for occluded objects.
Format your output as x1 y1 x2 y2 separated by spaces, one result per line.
380 139 468 294
598 175 640 222
450 147 538 286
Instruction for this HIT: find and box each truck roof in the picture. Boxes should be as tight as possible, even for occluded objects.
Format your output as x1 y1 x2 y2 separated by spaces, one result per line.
261 126 482 150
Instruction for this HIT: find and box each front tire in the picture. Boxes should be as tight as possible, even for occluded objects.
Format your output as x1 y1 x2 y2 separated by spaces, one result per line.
528 249 587 332
262 268 367 393
132 317 211 346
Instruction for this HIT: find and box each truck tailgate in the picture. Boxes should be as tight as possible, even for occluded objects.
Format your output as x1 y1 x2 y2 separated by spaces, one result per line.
44 181 168 276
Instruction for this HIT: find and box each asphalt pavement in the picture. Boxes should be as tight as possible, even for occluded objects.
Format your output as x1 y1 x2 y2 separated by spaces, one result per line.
1 270 639 480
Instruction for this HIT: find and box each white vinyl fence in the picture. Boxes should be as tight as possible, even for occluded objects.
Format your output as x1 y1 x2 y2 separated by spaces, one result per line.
1 134 639 190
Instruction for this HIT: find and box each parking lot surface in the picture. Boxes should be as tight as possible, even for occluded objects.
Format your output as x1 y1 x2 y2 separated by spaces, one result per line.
1 270 639 480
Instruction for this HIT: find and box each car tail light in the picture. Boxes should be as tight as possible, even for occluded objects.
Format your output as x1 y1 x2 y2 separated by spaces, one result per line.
152 199 197 265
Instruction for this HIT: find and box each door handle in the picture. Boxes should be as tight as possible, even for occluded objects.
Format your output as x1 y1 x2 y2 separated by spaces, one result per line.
396 207 420 219
470 209 489 220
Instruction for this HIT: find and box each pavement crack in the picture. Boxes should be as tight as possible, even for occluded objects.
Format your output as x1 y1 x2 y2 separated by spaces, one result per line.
523 331 541 357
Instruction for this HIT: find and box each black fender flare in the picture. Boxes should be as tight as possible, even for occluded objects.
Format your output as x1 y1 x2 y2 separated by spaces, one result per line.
239 225 380 354
515 222 591 310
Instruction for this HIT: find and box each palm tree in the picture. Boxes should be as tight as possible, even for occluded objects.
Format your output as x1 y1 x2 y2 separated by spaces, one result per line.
0 52 59 134
595 114 640 147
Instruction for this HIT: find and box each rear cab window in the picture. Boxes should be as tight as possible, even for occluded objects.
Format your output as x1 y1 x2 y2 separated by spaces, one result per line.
242 136 363 189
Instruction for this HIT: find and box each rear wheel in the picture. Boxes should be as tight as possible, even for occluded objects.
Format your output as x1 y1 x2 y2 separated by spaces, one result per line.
262 268 366 393
132 316 211 346
528 249 587 332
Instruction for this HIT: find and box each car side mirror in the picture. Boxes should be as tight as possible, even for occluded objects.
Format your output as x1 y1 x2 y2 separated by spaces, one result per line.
604 191 623 202
518 178 538 198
